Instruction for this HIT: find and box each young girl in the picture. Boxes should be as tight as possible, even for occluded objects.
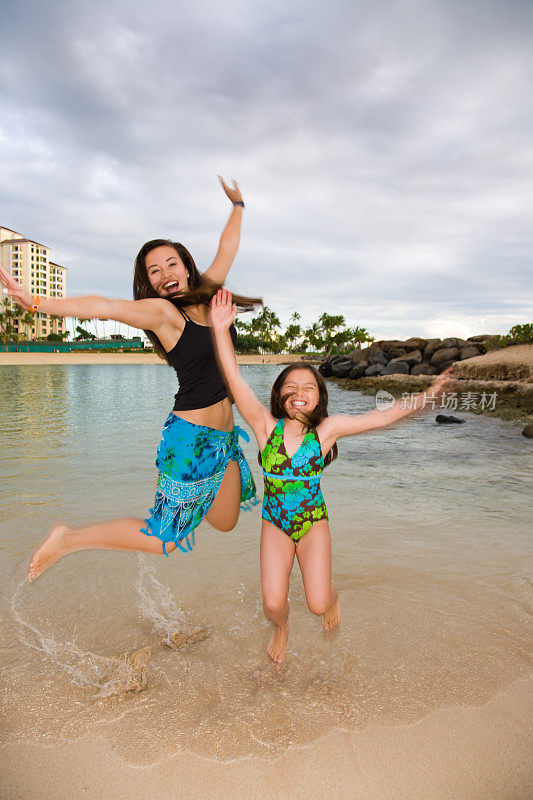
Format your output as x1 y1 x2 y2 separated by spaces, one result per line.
0 178 260 582
210 289 453 664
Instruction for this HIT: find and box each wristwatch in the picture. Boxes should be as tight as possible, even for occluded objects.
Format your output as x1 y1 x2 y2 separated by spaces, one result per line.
233 200 245 208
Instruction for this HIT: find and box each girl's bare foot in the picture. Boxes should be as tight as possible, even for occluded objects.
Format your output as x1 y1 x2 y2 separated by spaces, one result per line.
267 621 289 665
28 525 74 582
323 598 340 631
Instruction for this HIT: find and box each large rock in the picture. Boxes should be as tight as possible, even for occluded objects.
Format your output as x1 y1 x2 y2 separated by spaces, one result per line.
400 349 423 367
388 348 407 359
318 361 333 377
403 337 429 351
349 362 369 379
411 363 439 376
431 347 460 367
423 339 442 360
365 364 386 377
441 337 466 349
369 349 389 365
380 340 408 352
348 346 372 362
467 335 493 343
384 361 410 375
459 346 483 360
331 360 354 378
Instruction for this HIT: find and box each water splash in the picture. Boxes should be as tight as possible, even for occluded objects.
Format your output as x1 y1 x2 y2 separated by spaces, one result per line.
10 580 153 696
135 554 211 647
11 580 117 688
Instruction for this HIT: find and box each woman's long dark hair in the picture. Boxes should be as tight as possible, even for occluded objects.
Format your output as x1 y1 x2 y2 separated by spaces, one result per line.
266 362 338 468
133 239 261 363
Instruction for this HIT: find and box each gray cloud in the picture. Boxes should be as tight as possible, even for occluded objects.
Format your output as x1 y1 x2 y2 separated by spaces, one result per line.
1 0 532 340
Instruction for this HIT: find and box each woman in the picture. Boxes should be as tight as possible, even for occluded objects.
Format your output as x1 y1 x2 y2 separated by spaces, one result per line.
0 177 260 581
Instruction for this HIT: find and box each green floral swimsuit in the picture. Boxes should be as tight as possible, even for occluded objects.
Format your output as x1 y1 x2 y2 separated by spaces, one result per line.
261 418 328 541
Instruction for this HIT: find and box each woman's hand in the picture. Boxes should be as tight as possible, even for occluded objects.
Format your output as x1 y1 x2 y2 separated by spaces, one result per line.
0 264 34 310
210 288 236 331
218 175 243 205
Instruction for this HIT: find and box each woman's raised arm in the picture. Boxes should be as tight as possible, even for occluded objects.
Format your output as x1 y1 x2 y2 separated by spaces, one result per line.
210 289 274 448
0 263 173 332
203 177 244 285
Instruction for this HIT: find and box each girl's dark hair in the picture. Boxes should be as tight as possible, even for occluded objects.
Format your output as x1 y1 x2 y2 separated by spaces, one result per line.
267 362 338 468
133 239 262 363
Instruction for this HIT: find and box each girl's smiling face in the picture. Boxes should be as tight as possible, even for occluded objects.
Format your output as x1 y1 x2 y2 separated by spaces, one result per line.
281 368 320 418
145 245 189 297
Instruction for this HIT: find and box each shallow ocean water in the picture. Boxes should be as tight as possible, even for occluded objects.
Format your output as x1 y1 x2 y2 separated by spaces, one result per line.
0 364 531 763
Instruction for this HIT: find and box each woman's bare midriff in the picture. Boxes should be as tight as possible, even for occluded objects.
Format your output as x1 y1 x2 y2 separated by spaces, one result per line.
173 396 235 432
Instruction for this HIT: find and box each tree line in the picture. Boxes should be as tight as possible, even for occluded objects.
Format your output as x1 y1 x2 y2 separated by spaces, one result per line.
1 303 374 355
234 307 373 354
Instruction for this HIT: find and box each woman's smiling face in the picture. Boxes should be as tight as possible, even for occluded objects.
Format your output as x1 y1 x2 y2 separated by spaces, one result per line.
145 245 189 297
281 368 320 418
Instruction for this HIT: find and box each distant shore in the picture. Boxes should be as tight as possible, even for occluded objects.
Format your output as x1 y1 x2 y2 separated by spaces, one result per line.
327 345 533 422
0 352 315 366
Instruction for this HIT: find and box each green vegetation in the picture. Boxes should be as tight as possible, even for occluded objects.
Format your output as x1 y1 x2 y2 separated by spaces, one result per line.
235 308 373 355
74 324 96 341
485 324 533 351
0 307 34 343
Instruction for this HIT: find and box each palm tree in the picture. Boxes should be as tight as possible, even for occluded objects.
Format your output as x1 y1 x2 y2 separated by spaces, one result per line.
18 310 35 340
0 307 19 343
303 322 324 353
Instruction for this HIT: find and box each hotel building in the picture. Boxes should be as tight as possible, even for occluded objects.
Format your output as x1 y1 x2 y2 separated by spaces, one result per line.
0 226 68 340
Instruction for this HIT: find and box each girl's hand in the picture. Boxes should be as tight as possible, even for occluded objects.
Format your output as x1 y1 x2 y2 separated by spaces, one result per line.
218 175 243 205
429 366 454 396
0 264 34 310
210 288 237 331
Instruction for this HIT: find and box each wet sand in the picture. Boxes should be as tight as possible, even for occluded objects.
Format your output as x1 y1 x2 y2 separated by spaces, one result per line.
0 352 314 365
1 676 531 800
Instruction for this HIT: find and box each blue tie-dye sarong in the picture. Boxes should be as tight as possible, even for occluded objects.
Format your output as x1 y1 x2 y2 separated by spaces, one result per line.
141 413 258 555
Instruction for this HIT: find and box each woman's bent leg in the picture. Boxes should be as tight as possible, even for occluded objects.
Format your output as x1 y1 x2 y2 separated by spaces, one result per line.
260 520 296 664
296 520 340 631
205 459 242 532
28 518 176 582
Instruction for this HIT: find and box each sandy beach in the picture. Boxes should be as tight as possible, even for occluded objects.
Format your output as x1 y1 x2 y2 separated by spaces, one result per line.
0 352 314 366
1 353 531 800
1 675 531 800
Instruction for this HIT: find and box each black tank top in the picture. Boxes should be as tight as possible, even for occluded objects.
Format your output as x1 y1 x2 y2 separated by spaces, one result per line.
167 307 237 412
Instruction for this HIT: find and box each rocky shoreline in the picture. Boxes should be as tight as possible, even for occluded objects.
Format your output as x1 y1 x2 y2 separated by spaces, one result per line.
319 342 533 423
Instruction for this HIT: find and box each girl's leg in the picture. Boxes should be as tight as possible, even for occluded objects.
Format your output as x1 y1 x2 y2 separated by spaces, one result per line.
205 459 242 532
260 520 296 664
28 519 176 582
296 520 340 631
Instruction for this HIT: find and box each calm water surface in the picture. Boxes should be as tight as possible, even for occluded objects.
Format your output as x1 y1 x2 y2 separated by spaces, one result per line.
0 364 531 762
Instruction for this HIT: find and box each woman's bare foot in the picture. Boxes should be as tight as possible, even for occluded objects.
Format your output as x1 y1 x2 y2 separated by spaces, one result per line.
323 598 340 631
28 525 74 582
267 621 289 665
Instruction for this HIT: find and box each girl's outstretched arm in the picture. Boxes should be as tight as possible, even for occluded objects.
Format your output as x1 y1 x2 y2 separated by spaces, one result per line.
0 263 175 332
203 177 244 285
320 369 454 451
211 289 274 449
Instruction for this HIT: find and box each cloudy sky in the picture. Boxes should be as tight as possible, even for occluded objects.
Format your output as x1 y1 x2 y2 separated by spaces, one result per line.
1 0 532 340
